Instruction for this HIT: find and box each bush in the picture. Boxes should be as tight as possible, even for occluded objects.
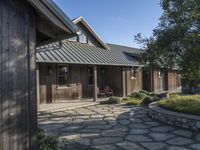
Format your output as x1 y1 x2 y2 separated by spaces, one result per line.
130 92 147 100
126 99 143 106
159 95 200 115
128 91 160 105
139 90 149 95
100 96 121 104
142 95 160 105
38 128 61 150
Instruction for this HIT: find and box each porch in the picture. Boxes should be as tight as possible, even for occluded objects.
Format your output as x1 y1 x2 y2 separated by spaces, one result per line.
37 63 129 104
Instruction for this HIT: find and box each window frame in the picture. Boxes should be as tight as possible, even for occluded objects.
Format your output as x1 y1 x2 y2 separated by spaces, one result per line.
57 64 69 88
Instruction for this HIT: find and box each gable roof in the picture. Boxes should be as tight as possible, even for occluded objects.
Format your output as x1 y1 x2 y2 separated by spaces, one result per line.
36 41 142 67
27 0 79 43
107 43 143 65
73 16 110 50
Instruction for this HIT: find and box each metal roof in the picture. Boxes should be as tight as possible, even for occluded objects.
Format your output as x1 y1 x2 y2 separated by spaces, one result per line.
36 42 142 66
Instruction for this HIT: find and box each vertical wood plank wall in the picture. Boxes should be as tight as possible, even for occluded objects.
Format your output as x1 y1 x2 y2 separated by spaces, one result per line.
39 64 124 103
0 0 37 149
168 70 180 92
153 71 164 93
126 67 143 96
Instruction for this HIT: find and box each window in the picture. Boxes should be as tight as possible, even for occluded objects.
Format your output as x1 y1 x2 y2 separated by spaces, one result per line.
78 32 87 43
131 67 136 79
68 36 78 42
57 65 69 86
88 66 93 85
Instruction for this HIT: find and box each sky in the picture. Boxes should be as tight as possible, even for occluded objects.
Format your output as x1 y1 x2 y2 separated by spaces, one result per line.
53 0 162 48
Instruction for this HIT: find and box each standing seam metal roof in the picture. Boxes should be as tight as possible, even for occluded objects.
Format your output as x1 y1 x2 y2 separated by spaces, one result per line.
36 42 142 66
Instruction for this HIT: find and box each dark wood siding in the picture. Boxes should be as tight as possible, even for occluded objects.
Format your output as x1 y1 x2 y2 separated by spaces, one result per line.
104 66 122 96
168 70 181 92
39 64 124 103
126 67 143 95
153 71 164 93
0 0 37 149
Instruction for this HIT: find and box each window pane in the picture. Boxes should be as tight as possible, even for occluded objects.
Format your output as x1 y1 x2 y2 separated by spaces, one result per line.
79 33 87 43
59 66 68 75
58 76 68 86
58 65 68 86
68 36 77 42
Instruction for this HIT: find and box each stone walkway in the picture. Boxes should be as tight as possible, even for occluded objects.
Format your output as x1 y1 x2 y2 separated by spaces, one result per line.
38 105 200 150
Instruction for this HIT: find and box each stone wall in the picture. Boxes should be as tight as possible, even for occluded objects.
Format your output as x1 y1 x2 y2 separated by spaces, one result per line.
149 102 200 131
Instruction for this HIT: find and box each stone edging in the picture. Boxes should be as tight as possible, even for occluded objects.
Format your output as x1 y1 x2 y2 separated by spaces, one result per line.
148 101 200 131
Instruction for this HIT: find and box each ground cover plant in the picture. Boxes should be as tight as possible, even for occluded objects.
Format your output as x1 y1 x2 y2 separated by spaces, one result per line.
126 90 160 106
159 94 200 115
38 128 61 150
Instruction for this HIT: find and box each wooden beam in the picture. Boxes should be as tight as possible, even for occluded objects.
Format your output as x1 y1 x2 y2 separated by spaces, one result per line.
93 65 97 101
36 64 40 105
122 68 126 97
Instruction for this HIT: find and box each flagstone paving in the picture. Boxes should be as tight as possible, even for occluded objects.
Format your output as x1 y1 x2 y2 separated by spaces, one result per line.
38 105 200 150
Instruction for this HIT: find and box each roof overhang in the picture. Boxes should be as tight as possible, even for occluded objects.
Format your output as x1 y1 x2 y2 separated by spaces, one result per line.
27 0 79 45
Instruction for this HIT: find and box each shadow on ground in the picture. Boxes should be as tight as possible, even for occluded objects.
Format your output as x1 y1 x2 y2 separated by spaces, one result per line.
38 105 199 150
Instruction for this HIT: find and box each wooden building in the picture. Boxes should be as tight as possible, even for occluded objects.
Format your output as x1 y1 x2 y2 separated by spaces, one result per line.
143 70 181 93
36 17 181 104
0 0 78 149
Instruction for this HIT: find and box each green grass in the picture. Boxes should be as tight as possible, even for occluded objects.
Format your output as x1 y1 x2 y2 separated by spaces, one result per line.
159 95 200 115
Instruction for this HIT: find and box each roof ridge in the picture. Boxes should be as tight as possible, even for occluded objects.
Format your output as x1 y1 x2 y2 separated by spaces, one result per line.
107 43 142 50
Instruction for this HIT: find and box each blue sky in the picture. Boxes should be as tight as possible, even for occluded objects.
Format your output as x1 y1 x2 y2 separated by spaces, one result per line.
53 0 162 48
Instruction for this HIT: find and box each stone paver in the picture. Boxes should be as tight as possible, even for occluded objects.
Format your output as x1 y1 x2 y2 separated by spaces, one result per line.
38 105 199 150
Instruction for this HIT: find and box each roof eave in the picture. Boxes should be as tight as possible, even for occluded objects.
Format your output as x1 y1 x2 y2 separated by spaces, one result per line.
27 0 79 37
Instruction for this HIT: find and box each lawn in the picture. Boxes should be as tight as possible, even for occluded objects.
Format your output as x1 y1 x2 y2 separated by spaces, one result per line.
159 94 200 115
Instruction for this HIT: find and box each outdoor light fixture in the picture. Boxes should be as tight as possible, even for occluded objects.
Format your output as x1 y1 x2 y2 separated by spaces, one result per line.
158 71 162 78
131 67 137 80
76 29 82 36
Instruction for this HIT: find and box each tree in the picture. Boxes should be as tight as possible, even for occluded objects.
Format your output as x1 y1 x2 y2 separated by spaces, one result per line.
135 0 200 86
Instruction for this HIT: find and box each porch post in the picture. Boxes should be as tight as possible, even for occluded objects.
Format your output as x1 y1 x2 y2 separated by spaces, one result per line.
151 70 154 92
36 64 40 105
122 68 126 97
93 65 97 101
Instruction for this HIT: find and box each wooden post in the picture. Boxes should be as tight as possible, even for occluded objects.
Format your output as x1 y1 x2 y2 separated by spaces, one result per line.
36 64 40 105
93 65 97 101
151 70 154 92
122 68 126 97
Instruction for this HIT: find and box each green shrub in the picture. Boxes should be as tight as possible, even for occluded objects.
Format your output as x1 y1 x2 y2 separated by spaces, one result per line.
139 90 149 95
38 128 61 150
126 99 143 106
100 96 121 104
159 95 200 115
130 92 147 100
142 95 160 105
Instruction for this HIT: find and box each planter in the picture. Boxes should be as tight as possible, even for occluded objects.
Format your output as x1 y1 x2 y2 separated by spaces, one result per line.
149 102 200 131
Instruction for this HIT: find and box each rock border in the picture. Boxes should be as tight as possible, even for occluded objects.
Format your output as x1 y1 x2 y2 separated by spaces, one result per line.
148 101 200 131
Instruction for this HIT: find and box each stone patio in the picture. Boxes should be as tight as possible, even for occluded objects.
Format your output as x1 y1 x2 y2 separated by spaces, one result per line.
38 104 200 150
